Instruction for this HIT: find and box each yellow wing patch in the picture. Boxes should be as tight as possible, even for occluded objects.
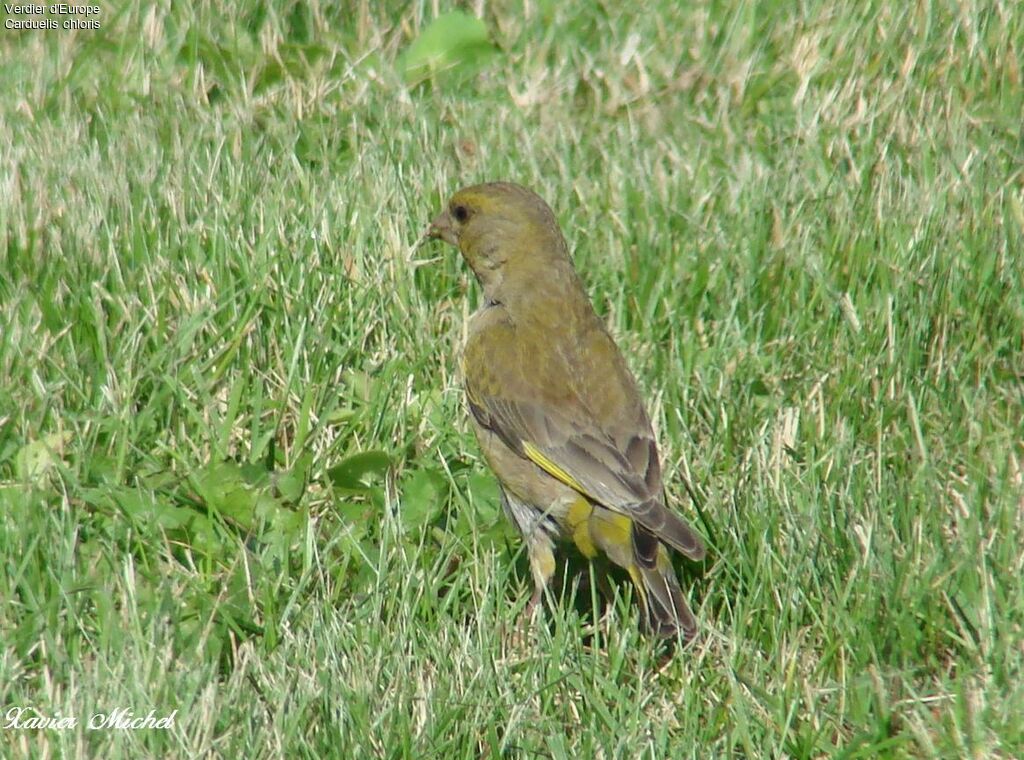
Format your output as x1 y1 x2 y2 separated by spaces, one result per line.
564 496 598 558
522 441 586 493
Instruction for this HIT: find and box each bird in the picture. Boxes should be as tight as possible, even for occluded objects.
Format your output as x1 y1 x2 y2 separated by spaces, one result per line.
427 181 706 640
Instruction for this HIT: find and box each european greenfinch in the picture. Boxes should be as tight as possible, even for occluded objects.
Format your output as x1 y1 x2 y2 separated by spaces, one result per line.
428 182 705 640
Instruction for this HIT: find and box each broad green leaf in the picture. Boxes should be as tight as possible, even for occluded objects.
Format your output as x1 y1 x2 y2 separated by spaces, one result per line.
274 453 311 503
466 472 500 522
400 11 498 85
14 432 70 484
326 450 390 492
399 468 447 533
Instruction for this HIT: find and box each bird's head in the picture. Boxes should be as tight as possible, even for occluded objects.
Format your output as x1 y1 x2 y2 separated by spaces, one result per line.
428 182 572 299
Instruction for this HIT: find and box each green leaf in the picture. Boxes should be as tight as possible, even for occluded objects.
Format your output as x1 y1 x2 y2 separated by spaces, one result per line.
14 432 70 484
399 11 498 85
326 450 390 492
110 486 192 531
193 461 283 531
274 453 312 503
399 468 447 533
187 512 228 557
336 501 373 536
265 505 307 555
466 472 500 522
85 453 119 485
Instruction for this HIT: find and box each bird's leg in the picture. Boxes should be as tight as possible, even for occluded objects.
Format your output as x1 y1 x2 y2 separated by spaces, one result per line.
524 532 555 619
499 489 558 647
509 532 556 645
522 585 544 623
591 563 616 606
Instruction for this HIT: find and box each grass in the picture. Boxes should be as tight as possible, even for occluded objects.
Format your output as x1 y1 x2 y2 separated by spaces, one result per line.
1 0 1022 756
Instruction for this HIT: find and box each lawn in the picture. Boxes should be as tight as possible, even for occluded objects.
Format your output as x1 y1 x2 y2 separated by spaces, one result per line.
1 1 1022 756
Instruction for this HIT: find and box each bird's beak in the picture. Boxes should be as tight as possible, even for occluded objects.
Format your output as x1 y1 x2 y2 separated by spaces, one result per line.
427 210 458 247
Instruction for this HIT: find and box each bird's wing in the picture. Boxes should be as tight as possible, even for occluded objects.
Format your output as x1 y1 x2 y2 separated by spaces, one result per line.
463 308 704 560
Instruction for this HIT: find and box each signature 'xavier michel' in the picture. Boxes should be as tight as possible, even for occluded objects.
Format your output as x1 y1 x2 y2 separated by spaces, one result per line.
429 182 705 641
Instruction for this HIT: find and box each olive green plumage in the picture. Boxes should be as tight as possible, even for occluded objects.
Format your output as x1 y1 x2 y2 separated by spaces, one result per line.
429 182 705 640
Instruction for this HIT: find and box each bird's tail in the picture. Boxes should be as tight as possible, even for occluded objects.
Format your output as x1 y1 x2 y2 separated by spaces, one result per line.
632 526 698 640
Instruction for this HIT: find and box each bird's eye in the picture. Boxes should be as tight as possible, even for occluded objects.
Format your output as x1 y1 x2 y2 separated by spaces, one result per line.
452 205 470 223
